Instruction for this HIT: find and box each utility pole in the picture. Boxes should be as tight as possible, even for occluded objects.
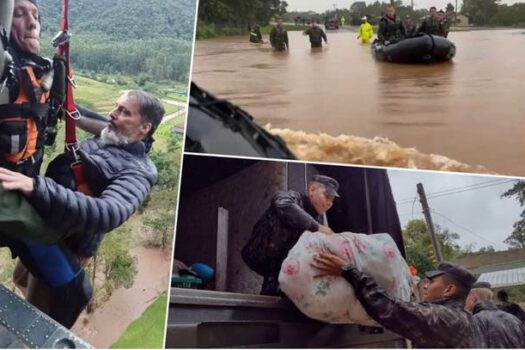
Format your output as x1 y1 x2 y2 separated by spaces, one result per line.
417 183 443 263
455 0 458 25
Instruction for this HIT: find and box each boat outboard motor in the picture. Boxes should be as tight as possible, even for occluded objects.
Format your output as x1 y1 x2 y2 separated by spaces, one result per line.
0 0 14 88
186 82 296 159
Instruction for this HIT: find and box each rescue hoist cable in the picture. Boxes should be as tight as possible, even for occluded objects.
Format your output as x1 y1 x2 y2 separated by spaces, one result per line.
52 0 92 195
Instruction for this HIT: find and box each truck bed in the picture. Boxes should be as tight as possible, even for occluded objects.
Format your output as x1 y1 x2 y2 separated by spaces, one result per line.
167 288 406 348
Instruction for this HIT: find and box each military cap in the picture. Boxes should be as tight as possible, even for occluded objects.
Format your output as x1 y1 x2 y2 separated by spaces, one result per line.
312 174 340 198
472 281 491 289
425 262 477 289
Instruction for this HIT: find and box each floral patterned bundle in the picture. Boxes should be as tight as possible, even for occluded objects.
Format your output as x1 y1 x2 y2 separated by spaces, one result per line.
278 231 413 325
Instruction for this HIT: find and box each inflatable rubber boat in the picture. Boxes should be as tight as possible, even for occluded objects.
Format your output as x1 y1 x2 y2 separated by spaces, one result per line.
372 34 456 63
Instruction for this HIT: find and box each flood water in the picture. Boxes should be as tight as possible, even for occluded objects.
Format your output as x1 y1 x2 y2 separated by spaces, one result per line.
192 28 525 176
72 246 171 348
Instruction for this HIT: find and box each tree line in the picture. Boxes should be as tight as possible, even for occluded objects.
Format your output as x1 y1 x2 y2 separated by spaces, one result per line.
198 0 289 32
463 0 525 26
38 0 195 83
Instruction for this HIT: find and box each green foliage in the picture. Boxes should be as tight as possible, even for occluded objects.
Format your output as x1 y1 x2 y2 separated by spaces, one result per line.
97 225 138 299
0 250 16 287
494 285 525 304
502 181 525 249
111 294 168 349
38 0 194 83
108 251 138 289
39 0 196 41
403 219 468 278
477 245 496 253
143 213 175 249
312 2 428 26
489 3 525 27
461 0 498 25
150 136 182 191
259 24 309 34
198 0 288 33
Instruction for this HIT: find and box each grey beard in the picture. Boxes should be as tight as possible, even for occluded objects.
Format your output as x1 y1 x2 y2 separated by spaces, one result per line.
100 127 130 146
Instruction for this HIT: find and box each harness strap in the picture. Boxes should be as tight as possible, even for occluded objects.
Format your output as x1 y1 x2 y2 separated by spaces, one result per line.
0 102 49 119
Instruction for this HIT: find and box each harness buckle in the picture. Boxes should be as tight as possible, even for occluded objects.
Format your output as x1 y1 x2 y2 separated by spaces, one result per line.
66 108 80 120
52 31 72 48
16 155 35 166
65 142 81 162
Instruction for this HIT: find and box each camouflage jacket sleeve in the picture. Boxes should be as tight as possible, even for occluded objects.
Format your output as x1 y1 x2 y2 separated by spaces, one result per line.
272 191 319 232
321 29 327 42
342 266 472 347
270 27 276 46
378 19 387 42
417 19 427 34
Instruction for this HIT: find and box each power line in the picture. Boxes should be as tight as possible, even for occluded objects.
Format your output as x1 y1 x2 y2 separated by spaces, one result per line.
396 179 516 205
427 180 515 200
397 178 513 204
430 209 505 249
424 178 509 197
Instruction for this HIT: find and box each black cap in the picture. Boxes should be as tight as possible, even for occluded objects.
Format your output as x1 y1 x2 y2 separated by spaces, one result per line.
425 262 476 290
472 281 491 289
312 175 340 198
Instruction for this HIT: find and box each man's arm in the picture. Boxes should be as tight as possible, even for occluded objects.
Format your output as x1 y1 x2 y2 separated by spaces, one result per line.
377 20 387 42
76 105 109 136
272 191 319 232
342 266 471 347
321 30 327 43
417 20 426 34
28 169 154 236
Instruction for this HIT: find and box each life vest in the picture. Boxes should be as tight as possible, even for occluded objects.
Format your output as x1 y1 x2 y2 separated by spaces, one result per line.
0 64 52 165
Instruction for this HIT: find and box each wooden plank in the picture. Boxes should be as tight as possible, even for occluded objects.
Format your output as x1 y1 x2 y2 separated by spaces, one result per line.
216 207 229 291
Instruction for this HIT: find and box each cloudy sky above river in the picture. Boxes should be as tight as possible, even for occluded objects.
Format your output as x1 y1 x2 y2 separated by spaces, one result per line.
387 168 523 252
286 0 519 12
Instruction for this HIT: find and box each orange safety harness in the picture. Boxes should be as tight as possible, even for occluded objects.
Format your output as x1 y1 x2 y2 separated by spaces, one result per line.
0 65 50 164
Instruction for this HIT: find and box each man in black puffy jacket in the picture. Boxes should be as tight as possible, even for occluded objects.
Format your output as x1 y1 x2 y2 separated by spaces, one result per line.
0 90 164 327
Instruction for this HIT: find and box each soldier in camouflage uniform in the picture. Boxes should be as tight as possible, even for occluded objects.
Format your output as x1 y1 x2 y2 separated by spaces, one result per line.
401 15 416 39
249 23 264 44
438 10 450 37
269 17 289 51
377 5 403 45
312 258 479 347
242 175 339 295
303 20 328 48
466 282 525 347
417 7 443 36
497 289 525 323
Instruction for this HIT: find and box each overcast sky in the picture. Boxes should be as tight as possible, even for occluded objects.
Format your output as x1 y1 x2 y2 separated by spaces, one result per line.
387 169 523 252
285 0 519 12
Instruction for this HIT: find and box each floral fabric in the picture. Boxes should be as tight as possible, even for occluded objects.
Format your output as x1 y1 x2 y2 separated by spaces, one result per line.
279 231 415 325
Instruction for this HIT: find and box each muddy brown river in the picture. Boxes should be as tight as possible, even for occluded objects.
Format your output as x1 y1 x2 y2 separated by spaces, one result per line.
192 28 525 176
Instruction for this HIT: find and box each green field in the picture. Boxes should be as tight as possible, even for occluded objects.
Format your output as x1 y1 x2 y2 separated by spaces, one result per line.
74 75 186 116
111 294 168 349
260 24 310 34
